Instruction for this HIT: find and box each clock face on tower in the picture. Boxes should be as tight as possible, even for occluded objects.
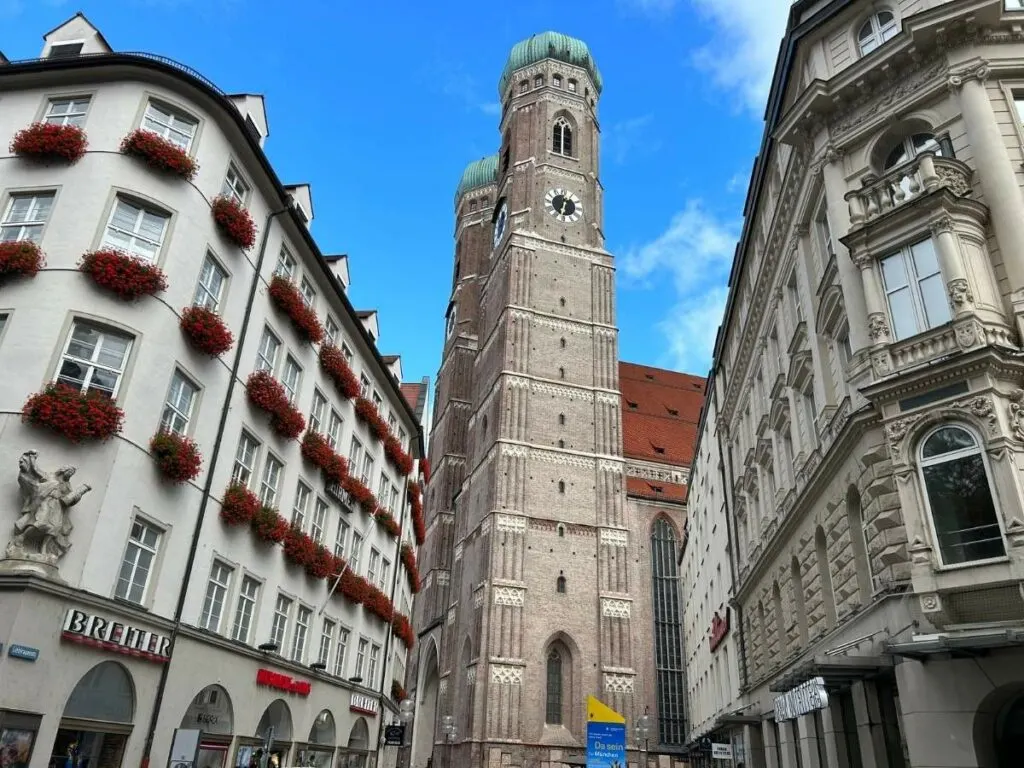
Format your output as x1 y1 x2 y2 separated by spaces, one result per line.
493 201 509 248
544 188 583 223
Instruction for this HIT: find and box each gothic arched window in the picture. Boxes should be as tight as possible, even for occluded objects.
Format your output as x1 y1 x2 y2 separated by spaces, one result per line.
857 10 898 56
556 573 566 593
545 650 563 724
552 118 573 157
650 517 685 744
918 425 1005 565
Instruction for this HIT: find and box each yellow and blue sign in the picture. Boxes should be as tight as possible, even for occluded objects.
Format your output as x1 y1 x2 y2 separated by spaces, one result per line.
586 696 626 768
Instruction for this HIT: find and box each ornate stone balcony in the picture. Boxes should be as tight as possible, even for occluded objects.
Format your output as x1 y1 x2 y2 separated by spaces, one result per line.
845 152 972 228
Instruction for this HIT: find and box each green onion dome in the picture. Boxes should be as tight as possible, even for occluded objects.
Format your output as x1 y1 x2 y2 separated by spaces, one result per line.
498 31 603 97
456 154 498 200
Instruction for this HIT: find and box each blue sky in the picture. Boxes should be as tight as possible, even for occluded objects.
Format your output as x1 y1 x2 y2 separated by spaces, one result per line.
1 0 792 383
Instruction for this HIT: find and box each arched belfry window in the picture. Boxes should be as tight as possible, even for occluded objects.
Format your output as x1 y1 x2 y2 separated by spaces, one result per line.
650 517 686 744
545 649 563 724
918 425 1005 565
552 118 573 157
857 10 898 56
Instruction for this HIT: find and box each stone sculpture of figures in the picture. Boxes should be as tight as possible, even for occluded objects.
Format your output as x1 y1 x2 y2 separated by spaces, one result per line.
5 450 91 564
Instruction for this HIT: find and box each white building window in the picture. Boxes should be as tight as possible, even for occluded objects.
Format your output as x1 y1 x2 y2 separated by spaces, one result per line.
58 321 133 397
880 239 950 341
142 100 198 149
360 375 371 397
361 454 374 486
918 425 1005 566
318 619 335 666
552 75 562 88
334 518 349 559
270 594 292 650
380 558 390 591
311 498 328 544
377 475 389 503
349 439 364 472
334 627 350 677
368 548 380 585
161 369 198 435
194 253 227 312
567 79 577 93
292 605 312 663
857 10 898 56
350 532 363 572
281 355 302 404
354 637 368 679
115 518 162 604
292 482 312 529
221 164 251 206
256 327 281 373
232 431 260 487
45 96 90 127
368 643 381 688
327 410 343 450
325 316 340 344
200 560 233 632
232 575 261 643
274 248 296 279
300 277 316 307
102 198 168 262
260 455 284 507
389 485 399 515
1 192 55 243
342 343 354 362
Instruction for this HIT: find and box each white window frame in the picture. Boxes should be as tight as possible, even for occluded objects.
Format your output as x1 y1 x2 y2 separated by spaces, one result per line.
1 191 55 244
199 560 234 632
57 320 133 397
256 327 281 373
193 253 227 312
231 575 261 643
361 455 374 486
114 517 162 604
292 482 312 529
879 238 950 342
142 100 198 150
325 316 340 344
274 248 296 280
161 368 198 435
327 410 343 450
350 532 364 572
259 455 284 508
318 618 335 666
334 518 349 559
368 643 381 688
270 593 292 651
101 197 169 262
281 355 302 404
300 276 316 308
311 498 328 544
310 390 328 434
368 548 380 585
349 438 364 471
354 637 368 679
380 558 390 591
232 431 260 488
857 9 899 56
334 626 350 677
221 163 251 206
292 604 312 663
45 96 90 127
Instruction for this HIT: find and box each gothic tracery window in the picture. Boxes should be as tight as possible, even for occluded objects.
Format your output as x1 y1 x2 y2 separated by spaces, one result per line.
552 118 573 157
545 649 563 724
651 517 686 744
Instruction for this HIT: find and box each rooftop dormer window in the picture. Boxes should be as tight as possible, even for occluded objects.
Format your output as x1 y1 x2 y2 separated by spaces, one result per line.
48 41 83 58
857 10 898 56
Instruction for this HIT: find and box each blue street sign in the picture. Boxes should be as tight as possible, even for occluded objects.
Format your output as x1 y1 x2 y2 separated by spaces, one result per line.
586 721 626 768
8 644 39 661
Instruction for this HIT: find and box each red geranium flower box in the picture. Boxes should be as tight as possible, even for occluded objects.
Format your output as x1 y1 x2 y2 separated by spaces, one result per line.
221 483 260 526
392 680 407 703
305 544 338 581
373 506 401 539
384 435 414 476
392 613 415 649
120 129 197 180
80 250 168 301
251 505 289 544
212 195 257 250
301 430 348 485
354 397 388 441
269 275 324 344
408 482 426 545
284 525 317 569
150 430 202 483
246 370 306 440
364 584 395 623
319 344 361 400
0 241 45 282
341 474 377 513
11 122 87 163
22 382 123 443
180 306 234 357
401 543 421 594
421 458 431 484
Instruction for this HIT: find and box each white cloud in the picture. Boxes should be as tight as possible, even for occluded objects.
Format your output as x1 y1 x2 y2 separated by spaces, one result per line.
688 0 792 114
621 200 738 373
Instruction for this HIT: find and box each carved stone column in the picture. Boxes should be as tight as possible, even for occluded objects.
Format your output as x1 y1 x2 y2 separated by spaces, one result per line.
762 720 781 768
949 63 1024 313
929 216 972 317
852 249 890 346
821 147 870 353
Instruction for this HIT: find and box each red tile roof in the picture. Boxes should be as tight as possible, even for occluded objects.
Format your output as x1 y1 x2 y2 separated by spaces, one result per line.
400 379 429 422
619 361 706 468
626 477 689 503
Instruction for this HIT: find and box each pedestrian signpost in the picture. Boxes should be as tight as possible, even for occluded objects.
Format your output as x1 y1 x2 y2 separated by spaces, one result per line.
585 696 626 768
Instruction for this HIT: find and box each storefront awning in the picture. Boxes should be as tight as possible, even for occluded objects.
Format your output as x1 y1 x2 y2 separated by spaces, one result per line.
886 628 1024 660
768 655 893 693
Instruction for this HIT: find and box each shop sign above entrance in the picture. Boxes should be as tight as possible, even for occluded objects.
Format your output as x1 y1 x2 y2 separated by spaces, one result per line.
350 693 379 716
256 668 311 696
61 608 171 663
773 676 828 722
711 743 733 760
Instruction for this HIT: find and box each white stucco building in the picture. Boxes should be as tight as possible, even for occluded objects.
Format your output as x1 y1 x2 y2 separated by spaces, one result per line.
0 14 424 768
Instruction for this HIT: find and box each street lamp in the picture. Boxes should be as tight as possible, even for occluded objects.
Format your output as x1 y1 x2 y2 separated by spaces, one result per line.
635 712 652 768
441 715 457 768
398 698 415 755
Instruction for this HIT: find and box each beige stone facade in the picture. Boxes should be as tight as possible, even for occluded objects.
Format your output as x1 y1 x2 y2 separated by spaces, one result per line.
683 1 1024 767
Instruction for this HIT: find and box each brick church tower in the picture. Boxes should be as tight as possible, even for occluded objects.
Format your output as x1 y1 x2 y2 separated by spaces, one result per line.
409 33 681 768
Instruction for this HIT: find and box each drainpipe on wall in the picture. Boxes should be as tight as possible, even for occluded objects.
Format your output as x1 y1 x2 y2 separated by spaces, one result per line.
139 204 292 768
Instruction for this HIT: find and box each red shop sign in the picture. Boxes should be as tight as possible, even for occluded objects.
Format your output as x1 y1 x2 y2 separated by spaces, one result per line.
256 668 311 696
709 608 730 653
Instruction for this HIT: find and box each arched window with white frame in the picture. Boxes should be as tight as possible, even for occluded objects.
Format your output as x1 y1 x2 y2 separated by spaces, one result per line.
857 10 899 56
883 133 945 171
552 117 573 157
918 424 1005 565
